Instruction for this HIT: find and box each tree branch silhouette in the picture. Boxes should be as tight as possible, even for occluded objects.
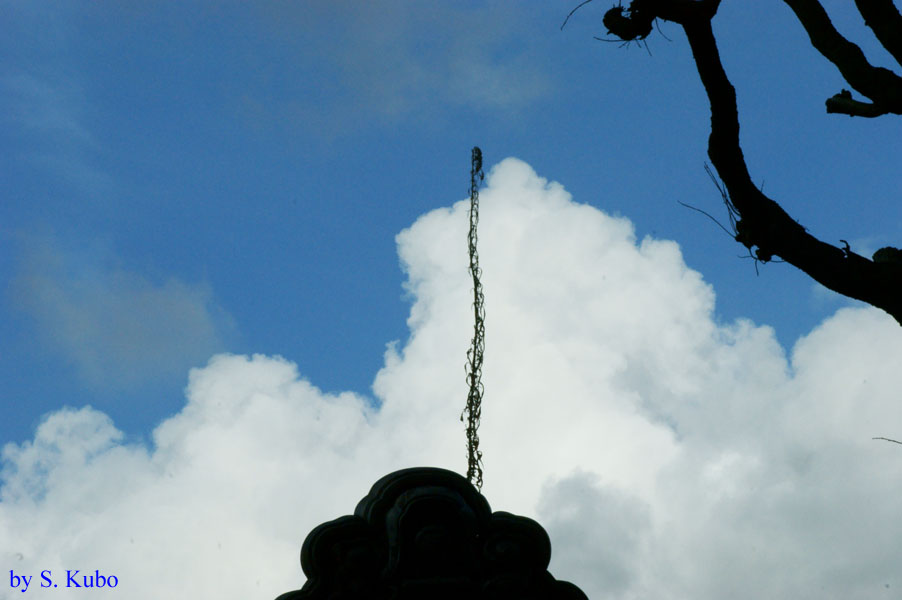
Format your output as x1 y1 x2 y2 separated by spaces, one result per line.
582 0 902 324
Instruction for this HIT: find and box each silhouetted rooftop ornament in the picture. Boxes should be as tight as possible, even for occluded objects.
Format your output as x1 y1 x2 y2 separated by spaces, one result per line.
274 466 588 600
274 149 588 598
462 145 486 492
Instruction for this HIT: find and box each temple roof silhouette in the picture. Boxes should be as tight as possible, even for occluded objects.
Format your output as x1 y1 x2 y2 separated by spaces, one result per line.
275 466 588 600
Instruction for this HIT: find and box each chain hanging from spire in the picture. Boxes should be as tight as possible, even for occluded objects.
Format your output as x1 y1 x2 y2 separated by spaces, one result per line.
462 146 485 492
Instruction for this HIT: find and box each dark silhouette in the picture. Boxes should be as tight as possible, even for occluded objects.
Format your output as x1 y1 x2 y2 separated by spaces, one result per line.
275 467 588 599
464 147 486 492
569 0 902 325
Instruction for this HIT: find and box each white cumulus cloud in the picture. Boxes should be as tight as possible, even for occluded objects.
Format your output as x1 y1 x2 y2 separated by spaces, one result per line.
3 158 902 599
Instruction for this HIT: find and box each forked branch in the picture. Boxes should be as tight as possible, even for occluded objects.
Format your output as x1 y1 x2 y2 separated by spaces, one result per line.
783 0 902 117
586 0 902 323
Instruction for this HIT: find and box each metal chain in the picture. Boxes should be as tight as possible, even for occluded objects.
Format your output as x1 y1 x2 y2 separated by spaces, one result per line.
462 146 485 492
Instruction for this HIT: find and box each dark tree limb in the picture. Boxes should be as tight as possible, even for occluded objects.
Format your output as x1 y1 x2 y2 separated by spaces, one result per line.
782 0 902 116
854 0 902 69
825 89 890 117
597 1 902 324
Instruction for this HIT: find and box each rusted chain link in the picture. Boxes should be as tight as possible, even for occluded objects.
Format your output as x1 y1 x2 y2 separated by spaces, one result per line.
462 146 485 492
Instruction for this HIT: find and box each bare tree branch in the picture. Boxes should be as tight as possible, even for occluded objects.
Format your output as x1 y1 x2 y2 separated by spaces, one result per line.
782 0 902 116
825 89 891 117
854 0 902 69
580 1 902 323
674 11 902 323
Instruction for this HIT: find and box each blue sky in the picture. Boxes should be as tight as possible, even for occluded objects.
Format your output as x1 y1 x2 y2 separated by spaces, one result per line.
3 2 902 598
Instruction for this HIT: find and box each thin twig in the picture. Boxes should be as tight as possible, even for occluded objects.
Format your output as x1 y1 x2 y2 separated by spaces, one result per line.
704 163 739 230
655 17 673 42
561 0 595 30
873 436 902 445
678 201 735 238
